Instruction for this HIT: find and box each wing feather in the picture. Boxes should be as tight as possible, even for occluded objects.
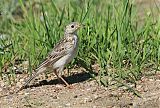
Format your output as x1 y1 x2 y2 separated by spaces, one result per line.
36 35 74 70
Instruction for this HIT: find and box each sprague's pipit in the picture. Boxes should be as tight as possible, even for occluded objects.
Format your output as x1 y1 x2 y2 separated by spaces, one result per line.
16 22 81 93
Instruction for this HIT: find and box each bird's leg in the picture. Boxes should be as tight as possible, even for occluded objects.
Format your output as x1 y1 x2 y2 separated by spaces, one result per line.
54 70 69 86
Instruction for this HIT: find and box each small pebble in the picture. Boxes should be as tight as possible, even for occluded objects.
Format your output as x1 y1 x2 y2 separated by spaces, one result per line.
73 95 78 98
1 81 5 87
55 84 63 88
94 94 99 100
149 79 154 81
52 95 58 99
24 92 29 96
65 103 71 107
0 87 3 92
19 78 24 82
16 82 22 87
84 97 90 103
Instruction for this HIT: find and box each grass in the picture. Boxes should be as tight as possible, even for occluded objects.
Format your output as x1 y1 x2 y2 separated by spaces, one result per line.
0 0 160 95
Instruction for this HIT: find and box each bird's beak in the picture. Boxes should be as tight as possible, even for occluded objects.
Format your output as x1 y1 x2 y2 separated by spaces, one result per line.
81 24 85 28
77 23 85 29
78 23 82 28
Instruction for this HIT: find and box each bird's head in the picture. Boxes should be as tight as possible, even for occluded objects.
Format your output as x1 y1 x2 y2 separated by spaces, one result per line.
65 22 81 34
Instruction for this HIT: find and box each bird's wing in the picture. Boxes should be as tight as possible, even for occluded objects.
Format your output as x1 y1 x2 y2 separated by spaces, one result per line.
36 35 75 70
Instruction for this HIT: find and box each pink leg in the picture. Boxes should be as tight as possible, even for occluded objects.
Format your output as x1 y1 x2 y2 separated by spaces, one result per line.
54 70 69 86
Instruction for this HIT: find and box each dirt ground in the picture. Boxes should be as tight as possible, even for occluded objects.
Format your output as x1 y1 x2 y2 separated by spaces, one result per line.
1 68 160 108
1 0 160 108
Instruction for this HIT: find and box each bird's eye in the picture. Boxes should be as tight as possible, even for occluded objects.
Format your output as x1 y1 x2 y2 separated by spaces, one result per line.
71 25 74 28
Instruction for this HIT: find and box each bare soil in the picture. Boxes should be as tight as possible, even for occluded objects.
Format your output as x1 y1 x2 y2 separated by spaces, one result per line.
1 67 160 108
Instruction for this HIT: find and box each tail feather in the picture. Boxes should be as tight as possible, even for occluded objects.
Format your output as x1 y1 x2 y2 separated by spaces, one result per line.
16 67 47 93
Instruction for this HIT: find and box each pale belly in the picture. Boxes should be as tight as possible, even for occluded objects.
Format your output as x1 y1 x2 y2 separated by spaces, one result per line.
52 36 78 69
52 54 73 69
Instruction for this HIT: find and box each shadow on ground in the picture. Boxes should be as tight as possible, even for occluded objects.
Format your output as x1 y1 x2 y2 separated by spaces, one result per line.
25 71 98 89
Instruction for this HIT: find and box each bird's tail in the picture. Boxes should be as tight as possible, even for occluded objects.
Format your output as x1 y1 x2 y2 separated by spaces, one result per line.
16 67 47 93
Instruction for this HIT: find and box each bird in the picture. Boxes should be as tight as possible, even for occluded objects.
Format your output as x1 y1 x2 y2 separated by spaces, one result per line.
16 22 81 93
